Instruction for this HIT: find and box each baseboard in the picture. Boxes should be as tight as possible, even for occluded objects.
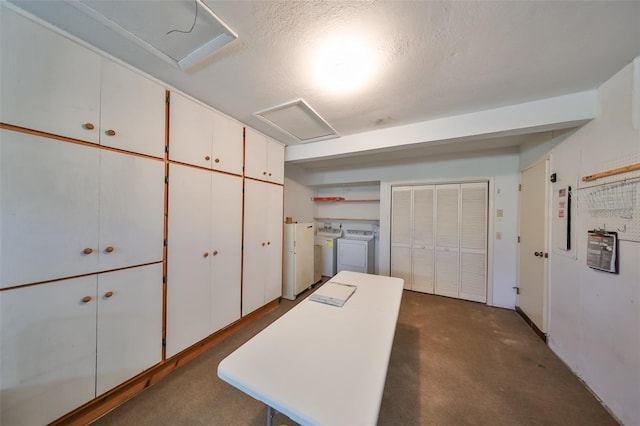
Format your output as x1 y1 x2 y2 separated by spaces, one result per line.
515 306 547 343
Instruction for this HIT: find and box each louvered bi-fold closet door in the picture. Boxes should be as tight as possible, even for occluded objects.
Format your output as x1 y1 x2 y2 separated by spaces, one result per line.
390 187 412 289
460 183 488 302
412 186 435 293
435 185 460 298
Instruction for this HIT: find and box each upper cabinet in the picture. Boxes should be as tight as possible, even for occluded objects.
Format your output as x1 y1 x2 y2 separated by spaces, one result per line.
0 8 165 158
169 92 243 175
244 127 285 184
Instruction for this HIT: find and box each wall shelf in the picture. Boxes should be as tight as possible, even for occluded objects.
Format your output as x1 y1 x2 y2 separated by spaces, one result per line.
314 217 379 222
312 198 380 203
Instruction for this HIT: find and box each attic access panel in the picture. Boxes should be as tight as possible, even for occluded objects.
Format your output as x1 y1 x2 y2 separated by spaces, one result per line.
255 99 339 144
68 0 237 70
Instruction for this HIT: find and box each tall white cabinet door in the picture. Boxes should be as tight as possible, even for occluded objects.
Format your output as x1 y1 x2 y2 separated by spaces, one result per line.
100 60 166 158
390 187 412 289
266 140 285 184
98 151 165 271
0 130 99 288
1 276 97 426
264 184 284 302
166 164 212 358
244 128 269 181
413 187 435 293
0 8 101 143
96 264 163 395
168 92 215 168
211 110 243 175
210 173 242 333
242 179 269 316
459 183 488 303
435 185 460 298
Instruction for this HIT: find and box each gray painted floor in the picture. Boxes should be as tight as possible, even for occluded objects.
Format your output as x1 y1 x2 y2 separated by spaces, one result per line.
93 287 617 425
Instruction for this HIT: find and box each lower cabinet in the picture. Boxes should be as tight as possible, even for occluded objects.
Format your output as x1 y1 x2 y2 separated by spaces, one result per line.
0 264 162 426
242 180 284 316
165 164 242 358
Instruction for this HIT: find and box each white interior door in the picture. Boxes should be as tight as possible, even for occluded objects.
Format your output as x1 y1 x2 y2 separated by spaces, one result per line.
518 160 549 333
390 187 412 289
435 185 460 298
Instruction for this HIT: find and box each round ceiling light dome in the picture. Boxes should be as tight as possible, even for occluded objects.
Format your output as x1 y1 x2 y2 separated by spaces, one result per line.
312 35 378 94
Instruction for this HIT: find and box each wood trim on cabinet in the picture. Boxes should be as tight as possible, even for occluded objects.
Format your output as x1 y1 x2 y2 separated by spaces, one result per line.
244 175 285 187
162 90 171 361
0 261 164 292
50 297 281 426
167 158 243 179
0 123 165 162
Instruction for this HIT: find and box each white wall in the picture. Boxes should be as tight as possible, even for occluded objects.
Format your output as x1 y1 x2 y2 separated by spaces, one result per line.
527 60 640 425
283 177 315 223
286 148 521 308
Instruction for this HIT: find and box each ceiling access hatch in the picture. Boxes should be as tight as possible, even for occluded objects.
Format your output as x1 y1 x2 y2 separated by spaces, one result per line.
255 99 339 144
67 0 237 71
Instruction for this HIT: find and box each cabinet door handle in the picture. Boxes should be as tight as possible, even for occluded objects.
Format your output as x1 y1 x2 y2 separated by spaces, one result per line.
105 246 115 253
267 241 271 245
83 248 93 255
81 296 92 303
104 291 114 298
84 123 95 130
212 250 219 256
262 242 266 246
263 171 267 175
106 129 116 136
205 155 211 161
204 252 209 258
268 173 272 176
214 158 220 163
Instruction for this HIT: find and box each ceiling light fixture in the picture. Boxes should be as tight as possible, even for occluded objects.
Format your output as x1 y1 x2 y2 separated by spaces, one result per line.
312 35 377 94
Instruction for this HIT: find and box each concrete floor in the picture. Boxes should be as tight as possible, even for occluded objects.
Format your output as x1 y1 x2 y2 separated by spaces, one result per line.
93 288 617 425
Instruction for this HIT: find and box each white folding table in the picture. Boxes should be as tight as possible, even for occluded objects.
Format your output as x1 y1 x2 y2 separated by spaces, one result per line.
217 271 404 426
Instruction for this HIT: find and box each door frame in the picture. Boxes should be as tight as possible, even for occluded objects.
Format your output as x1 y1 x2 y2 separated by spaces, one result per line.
381 177 494 305
516 157 550 339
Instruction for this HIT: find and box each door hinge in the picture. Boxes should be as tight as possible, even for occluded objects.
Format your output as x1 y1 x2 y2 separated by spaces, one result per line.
544 252 549 258
165 145 169 153
512 286 520 295
163 275 167 284
518 236 521 243
519 184 522 191
164 239 168 246
166 94 170 104
162 338 166 346
165 176 169 184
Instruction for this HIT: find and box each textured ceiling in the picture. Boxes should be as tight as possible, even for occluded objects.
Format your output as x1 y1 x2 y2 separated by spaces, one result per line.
7 0 640 168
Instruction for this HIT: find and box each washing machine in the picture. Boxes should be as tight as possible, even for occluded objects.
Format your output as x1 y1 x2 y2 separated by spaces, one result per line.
337 230 375 274
314 228 342 277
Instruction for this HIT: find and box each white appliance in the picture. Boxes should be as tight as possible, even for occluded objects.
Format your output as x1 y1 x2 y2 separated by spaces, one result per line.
337 230 375 274
283 222 315 300
314 227 342 277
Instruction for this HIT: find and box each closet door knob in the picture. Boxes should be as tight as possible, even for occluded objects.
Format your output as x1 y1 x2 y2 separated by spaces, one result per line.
214 158 220 163
105 246 114 253
104 291 114 298
106 129 116 136
83 248 93 255
204 252 209 258
212 250 219 256
81 296 92 303
84 123 95 130
205 155 211 161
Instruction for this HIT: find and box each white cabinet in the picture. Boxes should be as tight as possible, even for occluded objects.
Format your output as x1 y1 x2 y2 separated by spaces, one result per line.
0 130 164 288
169 92 243 175
391 183 487 302
0 8 165 158
243 180 284 316
0 264 162 426
166 164 242 358
244 127 285 184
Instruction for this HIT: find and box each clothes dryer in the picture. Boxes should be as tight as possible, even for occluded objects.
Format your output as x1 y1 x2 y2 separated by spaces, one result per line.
337 230 375 274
